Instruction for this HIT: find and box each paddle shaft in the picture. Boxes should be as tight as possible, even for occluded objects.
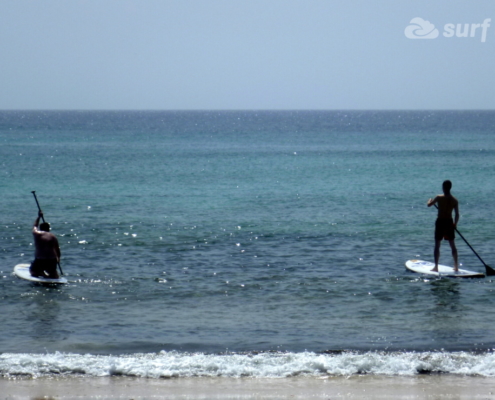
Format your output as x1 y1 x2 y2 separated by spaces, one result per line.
31 191 64 276
31 191 46 223
454 227 495 275
433 204 495 276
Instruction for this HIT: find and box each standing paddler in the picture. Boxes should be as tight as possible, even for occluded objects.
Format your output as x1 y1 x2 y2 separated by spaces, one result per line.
427 180 459 272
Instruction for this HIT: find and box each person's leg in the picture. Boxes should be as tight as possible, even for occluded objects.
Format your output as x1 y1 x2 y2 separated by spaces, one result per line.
45 260 60 279
432 239 441 271
449 239 458 271
29 259 44 277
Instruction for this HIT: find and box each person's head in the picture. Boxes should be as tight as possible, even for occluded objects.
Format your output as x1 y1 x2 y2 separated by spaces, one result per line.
39 222 50 232
442 180 452 195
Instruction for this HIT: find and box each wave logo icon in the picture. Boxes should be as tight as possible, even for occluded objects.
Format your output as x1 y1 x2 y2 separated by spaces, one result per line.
405 17 439 39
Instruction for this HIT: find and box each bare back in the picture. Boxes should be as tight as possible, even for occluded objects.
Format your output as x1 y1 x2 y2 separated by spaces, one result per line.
435 194 458 219
33 228 60 260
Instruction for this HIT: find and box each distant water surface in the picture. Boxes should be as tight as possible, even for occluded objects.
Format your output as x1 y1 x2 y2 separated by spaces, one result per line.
1 110 495 378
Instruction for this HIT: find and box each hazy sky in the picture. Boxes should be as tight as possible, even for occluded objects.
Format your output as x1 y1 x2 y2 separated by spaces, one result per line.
1 1 494 110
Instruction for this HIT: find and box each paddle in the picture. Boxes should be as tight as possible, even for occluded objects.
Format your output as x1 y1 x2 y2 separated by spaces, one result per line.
31 191 64 276
433 204 495 276
455 227 495 276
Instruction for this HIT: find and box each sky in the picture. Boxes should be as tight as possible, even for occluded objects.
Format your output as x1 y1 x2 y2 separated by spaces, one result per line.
1 0 494 110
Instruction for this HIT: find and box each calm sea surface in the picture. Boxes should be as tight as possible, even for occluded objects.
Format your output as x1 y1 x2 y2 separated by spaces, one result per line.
1 110 495 378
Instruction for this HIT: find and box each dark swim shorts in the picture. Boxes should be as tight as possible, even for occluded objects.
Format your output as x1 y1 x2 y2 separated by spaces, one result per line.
435 218 455 241
30 258 58 279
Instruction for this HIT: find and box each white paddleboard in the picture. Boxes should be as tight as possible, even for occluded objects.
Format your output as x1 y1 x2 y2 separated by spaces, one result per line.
405 259 484 278
14 263 68 284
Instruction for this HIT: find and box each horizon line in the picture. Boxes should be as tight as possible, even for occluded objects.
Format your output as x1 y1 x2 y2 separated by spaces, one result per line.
1 108 495 112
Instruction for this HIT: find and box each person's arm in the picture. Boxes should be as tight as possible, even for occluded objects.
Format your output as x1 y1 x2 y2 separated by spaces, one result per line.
427 196 438 207
453 201 459 228
33 211 43 232
55 237 61 262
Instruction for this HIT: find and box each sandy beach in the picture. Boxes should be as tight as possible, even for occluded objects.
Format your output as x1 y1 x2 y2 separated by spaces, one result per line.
2 375 495 400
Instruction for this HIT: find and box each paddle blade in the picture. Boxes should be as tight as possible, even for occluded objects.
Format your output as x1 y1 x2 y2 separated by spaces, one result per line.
485 265 495 276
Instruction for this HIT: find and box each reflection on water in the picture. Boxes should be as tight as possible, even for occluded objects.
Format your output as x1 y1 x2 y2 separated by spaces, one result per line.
27 287 63 343
431 279 461 310
428 278 465 346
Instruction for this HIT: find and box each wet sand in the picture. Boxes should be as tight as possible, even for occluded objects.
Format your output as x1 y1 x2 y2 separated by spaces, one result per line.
2 375 495 399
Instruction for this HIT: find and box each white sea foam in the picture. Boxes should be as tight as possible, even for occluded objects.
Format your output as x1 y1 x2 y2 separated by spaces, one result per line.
2 351 495 378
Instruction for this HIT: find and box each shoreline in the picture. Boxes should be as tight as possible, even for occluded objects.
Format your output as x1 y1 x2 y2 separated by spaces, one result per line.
2 375 495 399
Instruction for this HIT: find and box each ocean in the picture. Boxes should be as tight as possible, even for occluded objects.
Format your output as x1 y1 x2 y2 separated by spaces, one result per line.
1 110 495 378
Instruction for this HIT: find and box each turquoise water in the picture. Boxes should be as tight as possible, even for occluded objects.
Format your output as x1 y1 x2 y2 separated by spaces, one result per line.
1 110 495 377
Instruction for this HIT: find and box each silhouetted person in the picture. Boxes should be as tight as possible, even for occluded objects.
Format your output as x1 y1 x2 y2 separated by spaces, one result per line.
427 180 459 272
30 210 61 279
